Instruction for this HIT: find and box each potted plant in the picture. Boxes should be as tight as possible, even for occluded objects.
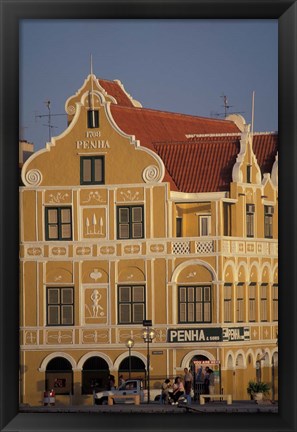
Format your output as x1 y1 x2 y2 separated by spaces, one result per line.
247 380 270 401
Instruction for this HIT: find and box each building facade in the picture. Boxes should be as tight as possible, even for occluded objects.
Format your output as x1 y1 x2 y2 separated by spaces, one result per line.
20 74 278 406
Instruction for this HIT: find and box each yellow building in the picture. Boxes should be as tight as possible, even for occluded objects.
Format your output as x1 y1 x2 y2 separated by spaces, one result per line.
20 73 278 406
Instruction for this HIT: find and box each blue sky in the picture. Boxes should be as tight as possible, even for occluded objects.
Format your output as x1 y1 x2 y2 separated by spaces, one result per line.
19 20 278 150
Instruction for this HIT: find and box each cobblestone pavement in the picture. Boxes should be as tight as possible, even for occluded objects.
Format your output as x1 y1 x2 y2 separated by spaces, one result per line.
19 400 278 414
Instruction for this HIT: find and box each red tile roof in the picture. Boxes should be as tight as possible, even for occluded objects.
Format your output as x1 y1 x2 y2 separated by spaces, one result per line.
110 105 241 149
99 79 278 193
99 79 135 107
252 133 278 176
154 136 240 193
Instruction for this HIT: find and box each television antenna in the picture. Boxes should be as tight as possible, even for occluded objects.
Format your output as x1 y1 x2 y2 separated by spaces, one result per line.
35 100 66 141
211 93 245 119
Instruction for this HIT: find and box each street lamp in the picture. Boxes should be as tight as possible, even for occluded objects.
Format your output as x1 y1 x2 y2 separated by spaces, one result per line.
125 338 134 380
142 321 155 404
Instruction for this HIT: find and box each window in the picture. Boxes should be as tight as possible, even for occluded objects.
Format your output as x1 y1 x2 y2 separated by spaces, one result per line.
47 287 74 326
46 357 73 395
272 284 278 321
236 283 244 322
176 217 182 237
118 285 145 324
246 204 255 238
87 110 99 128
45 207 72 241
199 215 211 236
248 283 256 322
80 156 104 185
178 285 212 323
223 203 232 236
82 357 109 394
260 284 268 321
117 206 144 239
264 205 274 238
247 165 251 183
224 284 232 323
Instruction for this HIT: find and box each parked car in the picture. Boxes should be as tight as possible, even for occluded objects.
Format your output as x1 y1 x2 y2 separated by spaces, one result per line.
94 379 147 405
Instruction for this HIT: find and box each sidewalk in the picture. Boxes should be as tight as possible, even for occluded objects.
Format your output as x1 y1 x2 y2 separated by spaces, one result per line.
19 400 278 414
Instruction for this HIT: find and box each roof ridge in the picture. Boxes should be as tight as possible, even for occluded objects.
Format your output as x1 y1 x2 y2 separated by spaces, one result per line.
111 103 238 124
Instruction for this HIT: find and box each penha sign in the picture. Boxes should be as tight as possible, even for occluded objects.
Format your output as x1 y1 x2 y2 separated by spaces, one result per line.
167 327 250 343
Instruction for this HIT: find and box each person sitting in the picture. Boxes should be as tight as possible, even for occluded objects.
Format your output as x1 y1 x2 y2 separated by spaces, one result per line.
161 378 172 404
169 377 185 405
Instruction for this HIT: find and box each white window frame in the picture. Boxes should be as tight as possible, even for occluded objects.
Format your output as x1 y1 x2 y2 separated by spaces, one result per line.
199 215 211 237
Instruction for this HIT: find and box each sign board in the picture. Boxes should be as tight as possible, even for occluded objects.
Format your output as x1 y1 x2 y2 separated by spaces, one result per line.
143 320 152 327
167 327 250 343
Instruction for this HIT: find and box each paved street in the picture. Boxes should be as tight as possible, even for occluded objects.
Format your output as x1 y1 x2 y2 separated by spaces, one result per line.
19 400 278 414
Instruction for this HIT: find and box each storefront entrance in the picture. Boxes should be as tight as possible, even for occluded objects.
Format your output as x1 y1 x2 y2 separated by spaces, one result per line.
190 355 221 400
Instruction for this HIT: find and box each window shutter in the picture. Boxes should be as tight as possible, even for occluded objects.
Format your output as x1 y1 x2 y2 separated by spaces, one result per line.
61 224 71 239
133 304 144 322
119 304 131 323
133 286 144 302
119 287 131 302
119 208 129 223
48 289 59 304
187 303 195 321
61 305 73 325
62 288 73 304
132 223 143 238
94 158 103 182
48 305 60 325
132 207 143 222
180 304 186 322
47 209 58 224
119 225 129 239
82 159 92 182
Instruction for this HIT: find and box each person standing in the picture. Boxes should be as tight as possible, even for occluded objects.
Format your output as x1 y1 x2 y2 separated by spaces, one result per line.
203 367 210 402
183 368 193 397
208 369 215 401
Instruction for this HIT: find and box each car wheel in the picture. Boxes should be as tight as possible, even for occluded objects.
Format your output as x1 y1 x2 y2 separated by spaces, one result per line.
99 397 109 405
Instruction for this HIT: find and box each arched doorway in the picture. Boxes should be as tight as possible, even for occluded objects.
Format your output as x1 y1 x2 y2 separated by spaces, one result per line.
189 354 213 400
118 356 146 383
81 356 109 394
46 356 73 395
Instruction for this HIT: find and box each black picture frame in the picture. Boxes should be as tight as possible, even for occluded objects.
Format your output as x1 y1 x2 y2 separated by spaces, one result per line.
1 1 296 431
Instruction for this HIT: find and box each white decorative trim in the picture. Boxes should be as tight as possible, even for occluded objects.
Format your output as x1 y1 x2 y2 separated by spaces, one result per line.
113 80 143 108
142 165 162 183
271 153 278 187
185 133 241 139
25 169 43 186
66 105 76 115
39 352 77 372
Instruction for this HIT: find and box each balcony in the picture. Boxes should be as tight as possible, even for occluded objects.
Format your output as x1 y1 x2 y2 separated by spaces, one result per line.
21 236 277 259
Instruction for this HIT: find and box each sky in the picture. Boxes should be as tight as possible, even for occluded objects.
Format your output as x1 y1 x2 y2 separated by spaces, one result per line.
19 20 278 151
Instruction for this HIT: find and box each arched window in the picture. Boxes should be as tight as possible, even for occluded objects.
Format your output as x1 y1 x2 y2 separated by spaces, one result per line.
46 357 73 395
118 356 146 383
82 356 109 394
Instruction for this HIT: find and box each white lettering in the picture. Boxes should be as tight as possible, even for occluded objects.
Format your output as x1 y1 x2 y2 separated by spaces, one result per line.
76 140 110 150
170 330 177 342
199 330 205 341
86 131 101 138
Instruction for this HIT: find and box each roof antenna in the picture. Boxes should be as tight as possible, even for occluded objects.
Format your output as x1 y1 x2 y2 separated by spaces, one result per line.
251 90 255 136
35 100 67 142
89 54 96 126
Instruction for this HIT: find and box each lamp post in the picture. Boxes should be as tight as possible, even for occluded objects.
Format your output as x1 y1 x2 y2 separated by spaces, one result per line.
142 321 155 404
125 338 134 380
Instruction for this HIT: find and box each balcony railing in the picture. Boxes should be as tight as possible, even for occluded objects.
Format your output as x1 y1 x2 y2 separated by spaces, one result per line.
21 236 278 259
